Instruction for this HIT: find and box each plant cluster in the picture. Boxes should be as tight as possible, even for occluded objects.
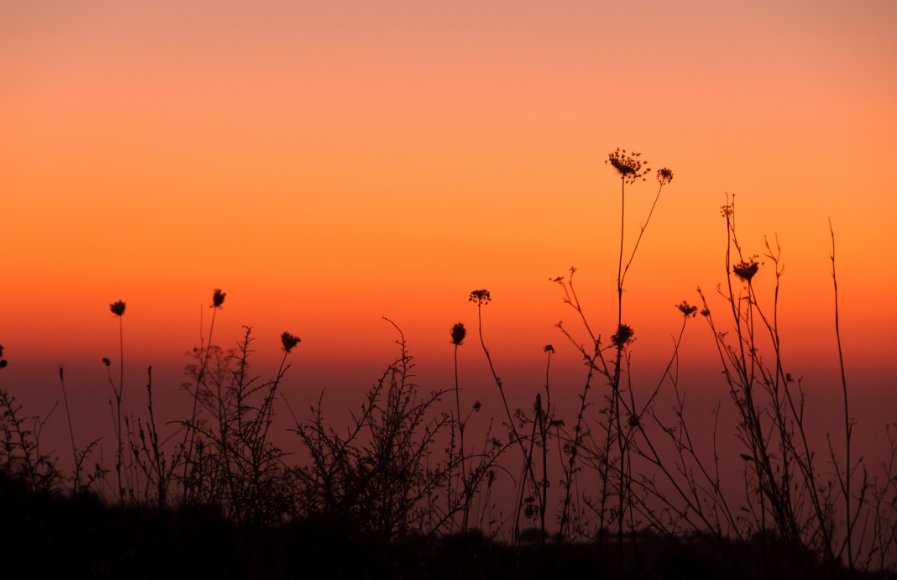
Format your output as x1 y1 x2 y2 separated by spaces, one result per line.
0 151 895 579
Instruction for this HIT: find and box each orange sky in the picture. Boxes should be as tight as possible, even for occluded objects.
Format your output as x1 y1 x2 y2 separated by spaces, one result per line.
1 0 895 409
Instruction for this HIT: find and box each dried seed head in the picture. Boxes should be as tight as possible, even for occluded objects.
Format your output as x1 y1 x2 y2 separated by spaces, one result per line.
700 308 710 317
677 301 698 317
733 258 761 283
102 358 111 367
212 288 226 308
606 148 650 184
657 168 674 185
543 344 555 354
611 324 635 348
451 323 466 346
469 289 491 306
281 332 301 353
110 301 126 316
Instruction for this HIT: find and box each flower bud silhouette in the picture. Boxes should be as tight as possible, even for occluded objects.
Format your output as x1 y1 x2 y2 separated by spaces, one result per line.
110 301 126 316
212 288 226 308
451 323 466 346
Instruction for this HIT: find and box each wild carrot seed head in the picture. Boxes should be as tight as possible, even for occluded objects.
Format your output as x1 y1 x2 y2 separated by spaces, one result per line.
733 258 761 283
606 148 651 184
281 332 301 353
469 289 491 306
677 301 698 317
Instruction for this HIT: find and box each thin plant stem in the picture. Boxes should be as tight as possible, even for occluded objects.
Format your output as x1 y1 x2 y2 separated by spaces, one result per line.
454 342 469 532
58 367 78 490
830 218 854 573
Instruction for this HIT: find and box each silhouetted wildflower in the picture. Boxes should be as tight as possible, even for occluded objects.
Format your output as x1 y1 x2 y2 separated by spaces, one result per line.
473 401 482 413
700 308 710 317
628 414 641 428
611 324 635 348
733 258 760 283
212 289 226 308
110 301 126 316
469 289 491 305
281 332 301 353
606 148 651 184
677 301 698 317
451 323 466 346
0 360 6 369
657 167 673 185
102 358 111 367
544 345 555 353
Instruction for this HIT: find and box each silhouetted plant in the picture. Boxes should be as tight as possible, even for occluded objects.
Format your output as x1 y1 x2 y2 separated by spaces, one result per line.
109 299 126 502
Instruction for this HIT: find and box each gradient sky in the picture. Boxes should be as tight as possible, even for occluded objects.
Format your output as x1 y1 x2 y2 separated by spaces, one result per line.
1 0 895 434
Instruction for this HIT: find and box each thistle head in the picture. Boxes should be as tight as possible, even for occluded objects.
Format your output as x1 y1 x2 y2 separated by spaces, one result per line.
110 301 126 316
611 324 635 348
281 332 301 353
469 289 491 306
450 323 466 346
657 168 673 186
212 289 226 308
606 148 650 184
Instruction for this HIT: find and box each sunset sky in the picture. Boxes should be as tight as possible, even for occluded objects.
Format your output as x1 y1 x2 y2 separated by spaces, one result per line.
1 1 895 442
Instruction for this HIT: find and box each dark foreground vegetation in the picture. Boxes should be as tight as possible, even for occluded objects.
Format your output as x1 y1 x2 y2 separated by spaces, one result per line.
2 150 895 579
3 469 893 580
